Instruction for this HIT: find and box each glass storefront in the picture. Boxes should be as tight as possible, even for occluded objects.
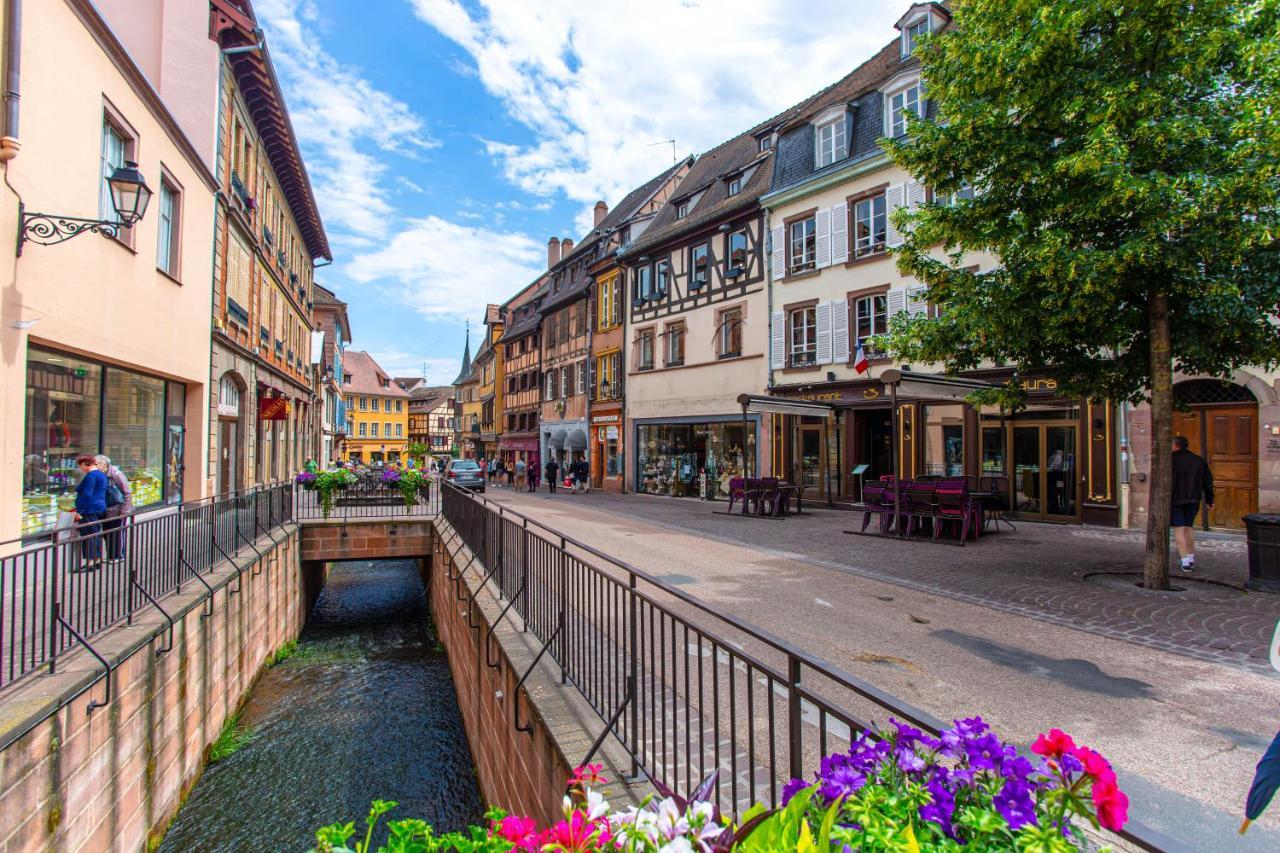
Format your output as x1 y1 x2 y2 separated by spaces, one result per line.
922 403 965 476
22 346 186 536
979 401 1082 521
636 421 755 498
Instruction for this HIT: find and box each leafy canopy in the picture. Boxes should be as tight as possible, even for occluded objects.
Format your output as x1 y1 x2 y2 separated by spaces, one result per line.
884 0 1280 406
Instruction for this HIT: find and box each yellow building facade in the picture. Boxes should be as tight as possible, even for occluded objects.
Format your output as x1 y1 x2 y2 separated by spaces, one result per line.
340 351 409 464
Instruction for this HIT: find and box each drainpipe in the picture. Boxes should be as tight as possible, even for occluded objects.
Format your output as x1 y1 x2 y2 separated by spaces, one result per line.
221 28 264 56
1118 400 1131 529
1 0 22 162
764 207 776 478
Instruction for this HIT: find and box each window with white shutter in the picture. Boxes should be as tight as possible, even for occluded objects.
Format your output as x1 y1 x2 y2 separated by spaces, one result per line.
829 203 849 264
905 181 927 211
577 362 586 394
907 285 930 317
814 207 831 269
815 300 833 364
885 184 907 247
770 224 785 280
887 287 907 317
831 299 850 363
770 310 785 369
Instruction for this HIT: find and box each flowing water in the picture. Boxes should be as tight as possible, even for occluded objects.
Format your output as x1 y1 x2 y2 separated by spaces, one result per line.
160 559 482 852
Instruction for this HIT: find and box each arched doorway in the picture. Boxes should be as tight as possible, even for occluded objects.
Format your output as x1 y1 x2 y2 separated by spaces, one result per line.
1172 379 1257 529
216 372 246 494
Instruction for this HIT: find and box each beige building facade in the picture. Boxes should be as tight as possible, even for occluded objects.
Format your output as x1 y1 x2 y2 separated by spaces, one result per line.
1 0 220 540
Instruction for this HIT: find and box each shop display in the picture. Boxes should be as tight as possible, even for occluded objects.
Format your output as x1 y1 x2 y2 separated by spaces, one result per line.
636 422 754 499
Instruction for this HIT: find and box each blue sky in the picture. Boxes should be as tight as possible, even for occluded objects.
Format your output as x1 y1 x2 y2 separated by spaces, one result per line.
254 0 902 384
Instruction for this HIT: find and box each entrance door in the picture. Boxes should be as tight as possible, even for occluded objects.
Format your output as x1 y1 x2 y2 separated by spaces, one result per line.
1174 405 1257 529
218 420 238 494
1010 424 1079 522
799 424 824 494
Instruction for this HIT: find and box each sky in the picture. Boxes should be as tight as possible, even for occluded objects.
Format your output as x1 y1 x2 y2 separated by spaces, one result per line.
253 0 904 385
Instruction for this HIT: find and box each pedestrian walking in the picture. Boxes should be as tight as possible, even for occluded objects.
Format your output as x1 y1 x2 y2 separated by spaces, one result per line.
545 457 560 494
96 455 133 562
74 455 108 567
478 457 487 482
528 461 539 492
1171 435 1214 573
515 457 527 490
577 457 591 494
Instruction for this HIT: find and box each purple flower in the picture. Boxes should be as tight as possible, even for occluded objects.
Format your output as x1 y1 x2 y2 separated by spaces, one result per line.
953 716 990 739
895 746 926 774
295 471 316 484
965 733 1009 771
919 770 957 837
381 469 401 483
781 778 809 805
817 754 867 800
993 778 1038 831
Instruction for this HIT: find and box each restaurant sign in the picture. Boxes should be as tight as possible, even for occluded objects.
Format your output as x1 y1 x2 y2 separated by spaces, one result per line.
258 397 289 421
591 414 620 424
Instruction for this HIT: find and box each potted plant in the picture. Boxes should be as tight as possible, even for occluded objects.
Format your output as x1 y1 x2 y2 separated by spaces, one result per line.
383 468 424 508
311 469 354 519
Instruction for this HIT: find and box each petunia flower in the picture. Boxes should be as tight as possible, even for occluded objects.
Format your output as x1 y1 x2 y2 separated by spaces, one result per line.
1032 728 1077 760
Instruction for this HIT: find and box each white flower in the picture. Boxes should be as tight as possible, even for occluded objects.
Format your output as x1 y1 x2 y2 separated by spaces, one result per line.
653 798 690 839
658 839 695 853
585 789 610 821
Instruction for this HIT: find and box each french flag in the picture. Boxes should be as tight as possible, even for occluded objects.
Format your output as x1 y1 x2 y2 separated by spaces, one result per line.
853 338 869 374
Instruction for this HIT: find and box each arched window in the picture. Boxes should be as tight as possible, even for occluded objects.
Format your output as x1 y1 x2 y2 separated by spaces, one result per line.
1173 379 1256 406
218 374 241 416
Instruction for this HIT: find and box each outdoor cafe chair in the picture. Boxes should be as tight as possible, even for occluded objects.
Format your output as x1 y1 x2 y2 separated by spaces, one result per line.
860 481 894 533
726 477 746 514
904 482 940 537
756 477 782 516
935 478 977 543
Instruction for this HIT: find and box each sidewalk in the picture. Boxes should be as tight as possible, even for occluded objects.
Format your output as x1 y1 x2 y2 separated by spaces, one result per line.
506 488 1279 674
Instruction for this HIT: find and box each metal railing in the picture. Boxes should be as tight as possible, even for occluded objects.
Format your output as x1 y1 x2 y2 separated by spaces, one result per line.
0 483 294 696
293 475 439 521
438 482 1176 852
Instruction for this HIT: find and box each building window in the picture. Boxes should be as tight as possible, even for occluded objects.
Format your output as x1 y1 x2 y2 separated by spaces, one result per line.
789 306 817 367
546 369 557 399
576 362 587 395
156 177 181 277
359 421 368 437
788 217 816 274
727 175 742 196
727 229 749 274
370 422 379 437
396 423 403 438
359 396 367 410
635 265 653 302
384 421 392 436
561 364 572 398
923 403 965 476
853 193 887 258
717 307 743 359
889 83 923 138
853 293 888 355
676 201 689 219
598 277 618 329
936 183 976 206
384 399 392 413
655 261 669 297
396 400 403 413
99 118 129 225
759 135 773 152
596 351 620 398
665 323 686 367
690 243 710 289
815 116 847 168
637 329 655 370
902 16 930 57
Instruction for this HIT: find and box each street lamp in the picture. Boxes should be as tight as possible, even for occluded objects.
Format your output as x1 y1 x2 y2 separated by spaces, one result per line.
600 377 612 399
18 161 153 255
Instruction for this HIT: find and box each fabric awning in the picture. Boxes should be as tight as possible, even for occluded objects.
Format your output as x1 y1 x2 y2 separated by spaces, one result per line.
880 369 998 402
564 428 588 450
736 394 834 418
547 429 567 449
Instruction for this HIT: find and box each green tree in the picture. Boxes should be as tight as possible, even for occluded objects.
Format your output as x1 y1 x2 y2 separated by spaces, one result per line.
884 0 1280 589
406 442 429 466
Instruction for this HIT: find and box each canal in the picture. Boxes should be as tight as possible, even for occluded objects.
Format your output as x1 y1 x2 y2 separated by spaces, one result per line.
160 559 482 851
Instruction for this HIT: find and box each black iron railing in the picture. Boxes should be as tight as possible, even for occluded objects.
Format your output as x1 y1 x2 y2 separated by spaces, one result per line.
293 475 439 521
0 483 294 696
437 482 1176 852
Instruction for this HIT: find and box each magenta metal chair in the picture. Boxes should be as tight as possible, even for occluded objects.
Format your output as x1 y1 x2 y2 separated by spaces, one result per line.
903 482 939 537
861 481 893 533
726 477 746 514
934 478 974 543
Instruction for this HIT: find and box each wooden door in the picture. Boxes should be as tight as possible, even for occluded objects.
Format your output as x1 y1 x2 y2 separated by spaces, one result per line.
1176 405 1257 529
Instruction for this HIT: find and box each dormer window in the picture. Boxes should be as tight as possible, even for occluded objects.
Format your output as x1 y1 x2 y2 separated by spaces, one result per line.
676 201 689 219
901 15 930 57
759 135 773 152
887 81 923 138
727 175 742 196
819 104 849 167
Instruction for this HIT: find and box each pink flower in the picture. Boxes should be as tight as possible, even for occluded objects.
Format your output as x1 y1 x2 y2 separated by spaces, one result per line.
1072 746 1117 787
569 763 608 787
1091 778 1130 831
541 811 610 852
493 815 538 847
1031 729 1077 760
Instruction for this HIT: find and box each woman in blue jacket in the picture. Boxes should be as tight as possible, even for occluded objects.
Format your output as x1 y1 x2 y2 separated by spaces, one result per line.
74 454 107 564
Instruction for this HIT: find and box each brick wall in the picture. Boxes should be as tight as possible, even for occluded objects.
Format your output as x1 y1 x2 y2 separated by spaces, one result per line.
0 529 306 851
299 520 435 562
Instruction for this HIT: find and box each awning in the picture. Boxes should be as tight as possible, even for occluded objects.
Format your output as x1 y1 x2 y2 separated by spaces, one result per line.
880 369 998 402
564 428 588 450
547 429 567 449
737 394 834 417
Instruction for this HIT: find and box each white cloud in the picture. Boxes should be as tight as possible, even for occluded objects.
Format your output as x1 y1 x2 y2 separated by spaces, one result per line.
410 0 900 230
346 215 544 323
255 0 438 240
396 176 425 194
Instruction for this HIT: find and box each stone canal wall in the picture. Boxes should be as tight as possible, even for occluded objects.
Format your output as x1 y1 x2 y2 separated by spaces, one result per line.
430 521 646 827
0 527 310 852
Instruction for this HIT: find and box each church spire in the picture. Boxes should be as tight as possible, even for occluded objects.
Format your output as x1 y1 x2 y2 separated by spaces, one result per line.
452 320 472 385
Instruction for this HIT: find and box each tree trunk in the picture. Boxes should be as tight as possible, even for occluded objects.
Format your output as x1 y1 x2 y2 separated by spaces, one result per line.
1144 293 1173 590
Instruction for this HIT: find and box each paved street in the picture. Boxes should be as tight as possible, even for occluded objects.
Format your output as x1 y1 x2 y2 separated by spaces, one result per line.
479 484 1280 850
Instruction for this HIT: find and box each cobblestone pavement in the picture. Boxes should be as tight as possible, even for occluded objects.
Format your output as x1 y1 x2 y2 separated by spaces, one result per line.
479 484 1280 850
492 486 1280 674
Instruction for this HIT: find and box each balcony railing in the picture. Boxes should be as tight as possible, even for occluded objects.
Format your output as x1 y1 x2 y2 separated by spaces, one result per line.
0 483 293 694
294 476 438 522
788 350 818 368
230 172 253 210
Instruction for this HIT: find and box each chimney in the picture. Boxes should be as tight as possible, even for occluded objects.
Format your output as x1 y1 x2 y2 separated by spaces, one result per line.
547 236 561 268
560 237 574 257
593 200 608 227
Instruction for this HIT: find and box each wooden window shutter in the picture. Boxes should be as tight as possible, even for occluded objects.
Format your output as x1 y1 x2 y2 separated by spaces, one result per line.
885 183 907 247
905 180 927 211
770 224 785 280
907 284 930 316
814 207 832 269
829 203 848 264
815 300 834 364
887 286 907 316
770 310 786 369
830 299 850 363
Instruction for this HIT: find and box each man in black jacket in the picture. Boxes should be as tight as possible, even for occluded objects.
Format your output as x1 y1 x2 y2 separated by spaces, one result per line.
1171 435 1215 572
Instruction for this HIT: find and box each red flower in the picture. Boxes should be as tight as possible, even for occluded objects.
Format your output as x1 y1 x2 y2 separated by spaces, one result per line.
569 763 608 787
1031 729 1077 760
1072 746 1117 787
540 811 610 852
1091 778 1130 831
494 815 538 846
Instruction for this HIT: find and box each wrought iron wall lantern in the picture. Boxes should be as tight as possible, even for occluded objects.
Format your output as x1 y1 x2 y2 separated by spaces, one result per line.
17 161 153 255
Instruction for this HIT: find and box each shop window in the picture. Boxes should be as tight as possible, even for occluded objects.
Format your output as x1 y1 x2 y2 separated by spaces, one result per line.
103 368 165 508
788 306 817 367
923 403 965 476
636 422 755 499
